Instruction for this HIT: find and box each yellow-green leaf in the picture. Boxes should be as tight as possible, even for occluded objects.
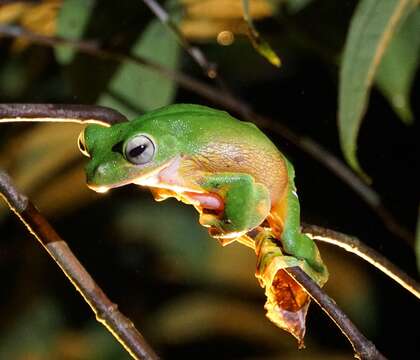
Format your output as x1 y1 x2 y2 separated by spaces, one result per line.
242 0 281 67
338 0 418 177
376 8 420 125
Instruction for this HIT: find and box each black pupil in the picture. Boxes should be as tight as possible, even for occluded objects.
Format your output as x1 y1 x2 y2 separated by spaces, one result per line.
129 144 146 158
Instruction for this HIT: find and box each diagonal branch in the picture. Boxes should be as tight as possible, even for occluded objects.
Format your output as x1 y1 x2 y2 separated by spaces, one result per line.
141 0 218 79
302 223 420 299
0 103 128 126
0 24 413 245
286 266 386 360
0 170 159 360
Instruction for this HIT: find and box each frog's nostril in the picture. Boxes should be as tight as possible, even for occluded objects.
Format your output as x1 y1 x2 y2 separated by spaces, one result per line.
112 141 124 154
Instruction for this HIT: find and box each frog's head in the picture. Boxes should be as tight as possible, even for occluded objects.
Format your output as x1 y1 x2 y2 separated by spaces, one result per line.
79 115 181 193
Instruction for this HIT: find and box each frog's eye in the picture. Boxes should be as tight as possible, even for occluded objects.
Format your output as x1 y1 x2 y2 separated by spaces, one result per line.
124 135 155 165
78 131 90 158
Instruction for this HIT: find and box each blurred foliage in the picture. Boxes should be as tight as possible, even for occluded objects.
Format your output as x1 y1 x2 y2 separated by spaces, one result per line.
0 0 419 359
338 0 419 177
0 0 60 51
376 8 420 125
55 0 94 64
98 17 181 118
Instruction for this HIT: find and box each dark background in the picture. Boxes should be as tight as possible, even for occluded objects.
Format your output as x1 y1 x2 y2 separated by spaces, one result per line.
0 0 419 359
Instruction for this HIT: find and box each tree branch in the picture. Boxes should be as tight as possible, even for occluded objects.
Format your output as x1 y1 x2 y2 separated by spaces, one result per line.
302 223 420 299
0 24 413 245
0 103 128 126
286 266 386 360
141 0 218 79
0 170 159 360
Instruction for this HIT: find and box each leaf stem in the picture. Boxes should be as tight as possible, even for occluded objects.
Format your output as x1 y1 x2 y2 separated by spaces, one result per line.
0 170 159 360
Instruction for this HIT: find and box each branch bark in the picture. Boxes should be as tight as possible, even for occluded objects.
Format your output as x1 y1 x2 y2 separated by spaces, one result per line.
141 0 218 79
0 170 159 360
286 266 387 360
302 223 420 299
0 103 128 126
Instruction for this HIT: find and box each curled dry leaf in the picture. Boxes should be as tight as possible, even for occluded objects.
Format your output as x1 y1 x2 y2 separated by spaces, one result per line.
254 229 328 346
0 0 61 51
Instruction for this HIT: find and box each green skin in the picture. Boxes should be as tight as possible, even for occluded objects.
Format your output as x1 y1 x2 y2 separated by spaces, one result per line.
81 104 327 278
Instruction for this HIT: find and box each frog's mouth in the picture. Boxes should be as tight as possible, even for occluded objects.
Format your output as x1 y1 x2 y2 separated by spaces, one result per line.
87 155 224 213
87 155 203 195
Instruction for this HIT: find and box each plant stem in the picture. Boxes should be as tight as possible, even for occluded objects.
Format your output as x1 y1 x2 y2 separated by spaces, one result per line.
286 266 387 360
141 0 218 79
0 103 127 126
0 170 159 360
302 223 420 299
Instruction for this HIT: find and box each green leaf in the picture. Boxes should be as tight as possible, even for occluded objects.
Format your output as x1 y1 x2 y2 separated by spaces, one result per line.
55 0 95 65
242 0 281 67
338 0 418 177
286 0 314 14
98 18 180 118
376 9 420 125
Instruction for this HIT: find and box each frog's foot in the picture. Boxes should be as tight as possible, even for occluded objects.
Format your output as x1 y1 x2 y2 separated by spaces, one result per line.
200 212 248 245
199 173 271 243
180 191 234 244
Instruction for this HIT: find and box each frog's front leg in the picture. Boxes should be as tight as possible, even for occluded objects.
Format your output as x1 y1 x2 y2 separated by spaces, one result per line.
198 173 271 245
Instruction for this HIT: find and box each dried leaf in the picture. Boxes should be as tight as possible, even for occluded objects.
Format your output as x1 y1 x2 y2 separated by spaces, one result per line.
183 0 272 19
12 0 61 51
180 0 274 40
254 229 327 345
0 3 28 24
338 0 418 177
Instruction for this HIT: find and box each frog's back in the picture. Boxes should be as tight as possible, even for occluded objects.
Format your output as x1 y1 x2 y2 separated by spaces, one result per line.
133 104 289 207
155 104 288 207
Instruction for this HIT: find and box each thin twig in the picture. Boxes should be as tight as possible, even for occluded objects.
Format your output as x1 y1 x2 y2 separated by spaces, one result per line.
0 170 159 360
0 103 128 126
0 24 413 244
141 0 218 79
286 266 387 360
302 223 420 299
